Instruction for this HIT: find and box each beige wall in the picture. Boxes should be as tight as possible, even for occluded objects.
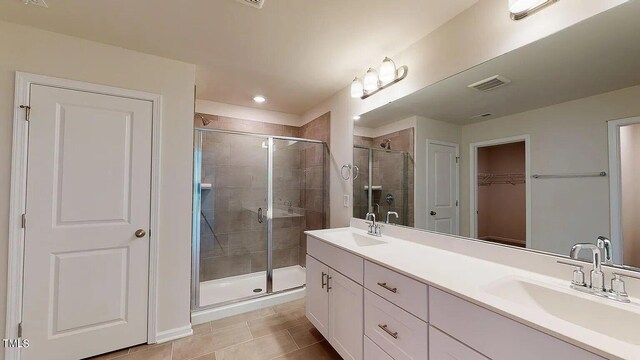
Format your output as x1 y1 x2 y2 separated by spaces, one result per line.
301 0 625 228
0 20 196 348
460 84 640 256
620 124 640 267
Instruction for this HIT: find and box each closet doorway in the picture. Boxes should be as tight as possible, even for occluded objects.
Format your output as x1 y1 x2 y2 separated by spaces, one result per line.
470 136 531 247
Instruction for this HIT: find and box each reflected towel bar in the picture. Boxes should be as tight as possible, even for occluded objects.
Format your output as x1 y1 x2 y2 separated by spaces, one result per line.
532 171 607 179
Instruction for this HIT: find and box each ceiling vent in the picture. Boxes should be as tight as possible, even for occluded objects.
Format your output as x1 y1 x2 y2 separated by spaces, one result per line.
235 0 265 8
21 0 48 7
470 113 494 120
468 75 511 92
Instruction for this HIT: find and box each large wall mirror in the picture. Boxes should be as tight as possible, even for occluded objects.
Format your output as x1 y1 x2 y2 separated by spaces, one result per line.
353 2 640 270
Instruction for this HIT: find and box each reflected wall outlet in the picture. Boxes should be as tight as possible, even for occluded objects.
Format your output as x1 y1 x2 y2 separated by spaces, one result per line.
343 195 350 207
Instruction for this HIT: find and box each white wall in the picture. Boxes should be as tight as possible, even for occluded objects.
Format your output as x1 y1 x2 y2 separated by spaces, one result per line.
196 99 301 127
460 84 640 256
302 0 626 228
354 116 416 138
0 20 196 351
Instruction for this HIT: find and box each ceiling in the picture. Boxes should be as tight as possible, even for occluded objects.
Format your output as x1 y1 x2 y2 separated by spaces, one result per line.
0 0 478 115
358 1 640 128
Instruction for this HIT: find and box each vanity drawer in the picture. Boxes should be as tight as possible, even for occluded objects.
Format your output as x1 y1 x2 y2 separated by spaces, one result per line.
365 260 428 321
364 336 394 360
429 288 606 360
365 290 428 360
307 235 363 284
429 326 488 360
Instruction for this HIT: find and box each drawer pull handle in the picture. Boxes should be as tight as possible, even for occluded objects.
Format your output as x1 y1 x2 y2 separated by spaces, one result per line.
377 282 398 293
326 275 332 292
321 272 327 289
378 324 398 339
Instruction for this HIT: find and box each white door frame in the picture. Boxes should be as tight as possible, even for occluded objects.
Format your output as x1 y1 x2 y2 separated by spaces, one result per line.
608 116 640 264
469 135 531 247
425 139 460 235
6 72 162 360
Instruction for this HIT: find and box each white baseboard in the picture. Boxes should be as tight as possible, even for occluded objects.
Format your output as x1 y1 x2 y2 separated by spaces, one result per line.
192 288 305 325
156 324 193 343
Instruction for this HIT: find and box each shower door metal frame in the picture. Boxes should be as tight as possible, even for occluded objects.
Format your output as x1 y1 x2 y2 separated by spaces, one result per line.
191 128 326 311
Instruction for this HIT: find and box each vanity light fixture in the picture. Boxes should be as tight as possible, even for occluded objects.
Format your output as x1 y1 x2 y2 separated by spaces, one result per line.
253 95 266 103
509 0 558 20
350 57 408 100
351 77 364 98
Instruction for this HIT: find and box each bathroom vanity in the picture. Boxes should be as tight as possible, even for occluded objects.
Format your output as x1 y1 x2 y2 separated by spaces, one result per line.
305 220 640 360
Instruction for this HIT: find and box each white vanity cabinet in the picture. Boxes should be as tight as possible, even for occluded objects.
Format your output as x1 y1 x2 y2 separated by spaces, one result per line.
306 234 608 360
306 238 364 360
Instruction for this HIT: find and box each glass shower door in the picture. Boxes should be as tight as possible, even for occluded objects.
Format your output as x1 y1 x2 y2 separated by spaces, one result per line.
194 130 269 308
271 139 325 292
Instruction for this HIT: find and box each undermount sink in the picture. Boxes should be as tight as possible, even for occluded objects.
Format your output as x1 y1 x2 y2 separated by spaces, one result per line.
322 229 387 247
484 277 640 345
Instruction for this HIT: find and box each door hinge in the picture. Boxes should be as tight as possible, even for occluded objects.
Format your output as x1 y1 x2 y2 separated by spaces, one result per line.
456 200 459 206
456 156 460 163
19 105 31 121
21 214 26 228
18 322 23 338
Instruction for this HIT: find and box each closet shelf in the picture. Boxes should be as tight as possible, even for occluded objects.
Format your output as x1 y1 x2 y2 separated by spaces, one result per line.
478 173 525 186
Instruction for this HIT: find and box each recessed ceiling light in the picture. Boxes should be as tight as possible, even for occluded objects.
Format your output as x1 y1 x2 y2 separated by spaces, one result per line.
253 95 266 103
353 115 361 121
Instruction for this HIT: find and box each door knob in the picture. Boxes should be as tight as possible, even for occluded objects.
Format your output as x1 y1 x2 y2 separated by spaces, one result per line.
135 229 146 238
430 211 437 216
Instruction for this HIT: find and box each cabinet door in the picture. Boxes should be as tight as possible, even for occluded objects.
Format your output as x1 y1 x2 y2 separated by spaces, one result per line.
305 255 329 338
328 268 364 360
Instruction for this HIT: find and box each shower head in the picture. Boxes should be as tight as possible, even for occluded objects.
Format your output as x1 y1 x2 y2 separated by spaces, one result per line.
380 139 391 149
196 113 212 126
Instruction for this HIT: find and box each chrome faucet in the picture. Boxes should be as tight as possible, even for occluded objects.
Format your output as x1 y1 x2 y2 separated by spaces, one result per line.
561 239 640 303
597 236 613 265
570 243 605 292
365 212 382 236
385 211 399 224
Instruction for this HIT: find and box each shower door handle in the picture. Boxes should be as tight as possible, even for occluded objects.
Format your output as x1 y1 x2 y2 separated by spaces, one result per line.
258 208 264 223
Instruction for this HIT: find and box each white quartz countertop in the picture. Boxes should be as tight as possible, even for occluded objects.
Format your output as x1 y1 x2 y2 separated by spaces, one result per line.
305 226 640 360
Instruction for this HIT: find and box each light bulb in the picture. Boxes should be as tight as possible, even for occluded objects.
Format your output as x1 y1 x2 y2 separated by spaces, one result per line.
363 68 379 93
352 115 361 121
253 95 266 103
379 57 397 84
350 77 364 98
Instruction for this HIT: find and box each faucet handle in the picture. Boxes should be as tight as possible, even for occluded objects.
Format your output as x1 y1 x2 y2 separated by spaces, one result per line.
557 260 586 287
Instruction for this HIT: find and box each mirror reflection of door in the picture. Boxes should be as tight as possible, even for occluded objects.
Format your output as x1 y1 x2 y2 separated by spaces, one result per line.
618 123 640 267
427 141 459 235
476 141 527 247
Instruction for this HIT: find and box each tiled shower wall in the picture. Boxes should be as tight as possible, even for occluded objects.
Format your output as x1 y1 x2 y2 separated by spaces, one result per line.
196 113 329 282
353 127 414 227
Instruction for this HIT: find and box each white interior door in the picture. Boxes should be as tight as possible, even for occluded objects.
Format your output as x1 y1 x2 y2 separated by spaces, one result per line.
21 84 153 360
427 142 459 235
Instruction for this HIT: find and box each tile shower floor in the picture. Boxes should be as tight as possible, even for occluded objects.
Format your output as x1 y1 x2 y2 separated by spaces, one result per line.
200 265 306 306
89 299 341 360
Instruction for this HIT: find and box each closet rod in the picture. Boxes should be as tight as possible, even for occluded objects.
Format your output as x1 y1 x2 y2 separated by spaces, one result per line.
531 171 607 179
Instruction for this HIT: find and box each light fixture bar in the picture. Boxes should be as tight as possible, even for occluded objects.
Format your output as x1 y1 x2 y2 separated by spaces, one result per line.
360 65 408 100
509 0 558 20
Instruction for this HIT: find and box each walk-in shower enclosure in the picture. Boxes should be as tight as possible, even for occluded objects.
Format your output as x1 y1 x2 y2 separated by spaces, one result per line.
192 129 327 310
353 145 409 226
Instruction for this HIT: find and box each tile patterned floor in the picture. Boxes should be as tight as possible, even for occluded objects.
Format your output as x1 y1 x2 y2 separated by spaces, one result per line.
88 299 342 360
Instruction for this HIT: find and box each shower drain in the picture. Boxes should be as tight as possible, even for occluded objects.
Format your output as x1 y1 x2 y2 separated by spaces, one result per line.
253 288 262 293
